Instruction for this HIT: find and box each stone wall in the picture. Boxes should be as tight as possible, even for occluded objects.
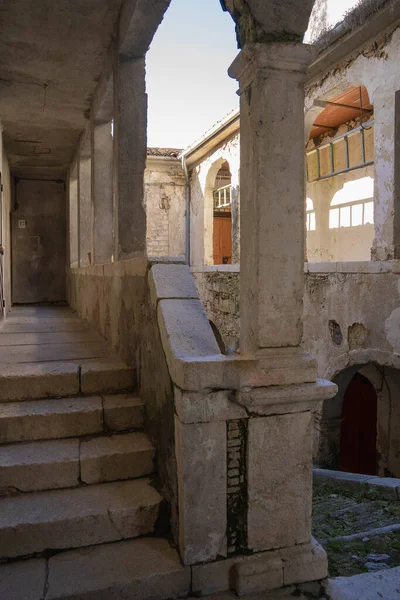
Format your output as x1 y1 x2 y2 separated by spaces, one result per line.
191 266 240 352
303 261 400 474
192 261 400 476
66 258 181 541
0 140 11 314
145 156 186 258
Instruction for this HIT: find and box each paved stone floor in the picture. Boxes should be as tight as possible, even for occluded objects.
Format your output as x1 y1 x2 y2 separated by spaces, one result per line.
313 485 400 577
0 305 116 369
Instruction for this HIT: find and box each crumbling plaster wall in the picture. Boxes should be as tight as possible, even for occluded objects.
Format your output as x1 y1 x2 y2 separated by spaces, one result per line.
145 157 186 257
303 266 400 384
303 263 400 470
194 263 400 474
307 165 374 262
306 118 374 262
306 25 400 260
190 133 240 267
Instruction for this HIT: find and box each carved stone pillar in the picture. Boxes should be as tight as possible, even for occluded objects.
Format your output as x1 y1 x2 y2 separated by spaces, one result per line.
229 43 316 354
113 55 147 260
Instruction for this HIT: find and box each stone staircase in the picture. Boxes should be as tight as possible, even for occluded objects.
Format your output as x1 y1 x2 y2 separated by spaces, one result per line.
0 371 189 599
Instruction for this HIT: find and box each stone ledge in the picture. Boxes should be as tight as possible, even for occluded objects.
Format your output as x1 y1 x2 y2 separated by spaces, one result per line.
306 260 400 275
238 378 338 416
313 468 400 501
149 264 199 308
190 265 240 273
175 388 247 424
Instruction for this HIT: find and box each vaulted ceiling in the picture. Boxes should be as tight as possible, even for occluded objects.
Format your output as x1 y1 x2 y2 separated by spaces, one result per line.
0 0 124 178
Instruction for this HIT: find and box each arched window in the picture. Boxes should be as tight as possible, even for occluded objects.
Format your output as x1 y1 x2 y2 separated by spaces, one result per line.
329 176 374 229
306 198 316 231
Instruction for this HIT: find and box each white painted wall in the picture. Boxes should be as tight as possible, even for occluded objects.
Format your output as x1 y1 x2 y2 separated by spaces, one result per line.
144 157 186 257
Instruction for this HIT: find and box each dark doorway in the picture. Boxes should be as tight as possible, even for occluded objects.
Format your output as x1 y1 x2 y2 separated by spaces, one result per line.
339 372 378 475
11 178 66 304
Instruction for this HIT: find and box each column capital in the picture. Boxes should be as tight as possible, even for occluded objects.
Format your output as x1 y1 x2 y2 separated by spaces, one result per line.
229 43 317 94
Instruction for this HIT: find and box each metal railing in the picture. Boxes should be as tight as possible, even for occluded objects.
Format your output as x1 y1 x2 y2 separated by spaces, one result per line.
307 120 374 183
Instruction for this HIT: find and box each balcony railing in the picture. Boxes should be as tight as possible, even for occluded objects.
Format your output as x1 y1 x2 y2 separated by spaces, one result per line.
307 120 374 183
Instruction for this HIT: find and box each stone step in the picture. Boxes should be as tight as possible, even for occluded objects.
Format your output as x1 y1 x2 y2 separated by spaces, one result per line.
0 394 145 444
0 432 155 493
0 438 80 494
0 396 103 444
0 361 133 402
0 478 161 559
0 537 190 600
80 432 155 484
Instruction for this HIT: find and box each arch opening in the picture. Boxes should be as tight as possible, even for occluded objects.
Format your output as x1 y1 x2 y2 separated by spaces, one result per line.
306 85 375 262
339 372 377 476
212 160 232 265
317 363 400 478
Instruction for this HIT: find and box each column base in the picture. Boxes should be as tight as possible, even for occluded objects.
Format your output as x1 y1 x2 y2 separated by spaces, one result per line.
191 537 327 597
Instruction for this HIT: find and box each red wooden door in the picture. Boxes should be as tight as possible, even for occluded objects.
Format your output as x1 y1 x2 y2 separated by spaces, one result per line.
339 373 377 475
213 215 232 265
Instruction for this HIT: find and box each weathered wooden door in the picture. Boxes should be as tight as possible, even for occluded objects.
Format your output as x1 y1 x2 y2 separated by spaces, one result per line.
339 373 378 475
213 215 232 265
11 179 66 304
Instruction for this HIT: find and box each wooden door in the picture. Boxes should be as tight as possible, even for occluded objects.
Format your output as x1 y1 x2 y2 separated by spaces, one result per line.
213 215 232 265
339 373 378 475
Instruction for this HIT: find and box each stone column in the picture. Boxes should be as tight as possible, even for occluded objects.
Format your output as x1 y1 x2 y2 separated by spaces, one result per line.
69 177 79 268
370 86 400 260
231 168 240 264
113 55 147 260
92 121 114 264
229 43 316 354
78 155 92 268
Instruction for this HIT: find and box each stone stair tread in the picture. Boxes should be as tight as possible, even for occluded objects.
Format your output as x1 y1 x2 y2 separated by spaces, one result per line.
47 537 190 600
0 361 133 402
0 478 162 559
80 432 155 484
103 393 145 430
0 396 103 443
0 538 190 600
81 431 154 457
0 438 80 493
0 432 155 492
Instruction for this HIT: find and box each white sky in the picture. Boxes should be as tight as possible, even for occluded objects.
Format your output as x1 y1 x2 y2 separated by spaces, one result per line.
146 0 239 150
327 0 360 26
147 0 361 150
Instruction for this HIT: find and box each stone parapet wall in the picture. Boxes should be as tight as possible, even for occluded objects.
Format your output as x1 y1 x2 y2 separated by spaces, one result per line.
191 266 240 352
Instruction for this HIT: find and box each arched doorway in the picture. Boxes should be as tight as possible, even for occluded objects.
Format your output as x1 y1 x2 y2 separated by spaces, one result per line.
339 372 378 475
212 161 232 265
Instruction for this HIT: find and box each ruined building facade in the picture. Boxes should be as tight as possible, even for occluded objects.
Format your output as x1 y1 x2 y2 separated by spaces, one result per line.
145 2 400 480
